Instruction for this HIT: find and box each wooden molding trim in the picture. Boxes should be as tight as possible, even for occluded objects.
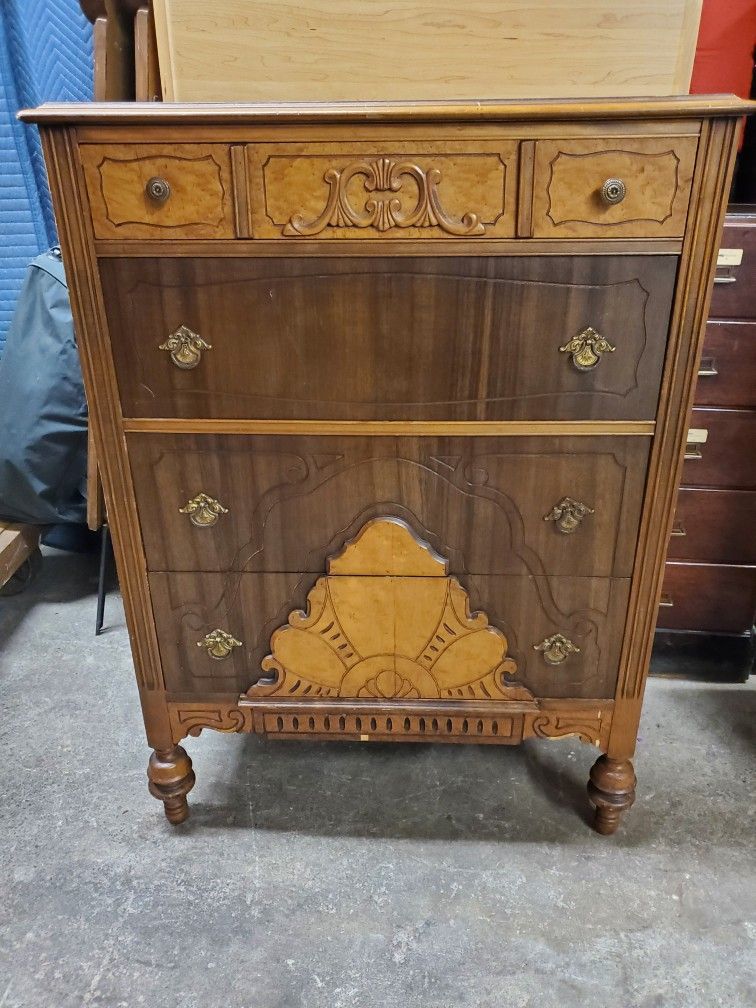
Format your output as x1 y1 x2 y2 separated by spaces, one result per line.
122 418 656 437
41 128 169 744
609 116 742 758
20 96 755 126
168 697 613 748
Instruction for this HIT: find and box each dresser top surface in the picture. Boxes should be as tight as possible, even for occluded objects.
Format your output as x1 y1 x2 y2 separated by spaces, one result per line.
20 95 755 127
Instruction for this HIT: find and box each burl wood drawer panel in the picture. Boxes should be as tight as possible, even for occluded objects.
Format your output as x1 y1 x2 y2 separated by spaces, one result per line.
695 321 756 408
246 141 518 239
531 136 697 238
668 489 756 566
80 144 236 239
683 408 756 489
709 219 756 318
101 255 676 421
149 570 630 700
128 434 649 577
658 563 756 634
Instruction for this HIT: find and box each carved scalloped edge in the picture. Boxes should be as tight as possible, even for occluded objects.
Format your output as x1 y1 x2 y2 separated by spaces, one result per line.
168 700 612 749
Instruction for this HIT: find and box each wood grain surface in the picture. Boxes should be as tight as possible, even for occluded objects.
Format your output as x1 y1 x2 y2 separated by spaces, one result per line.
127 433 649 578
101 255 677 421
152 0 703 102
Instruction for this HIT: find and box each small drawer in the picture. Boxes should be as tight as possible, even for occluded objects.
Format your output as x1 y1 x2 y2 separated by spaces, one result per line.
128 433 649 579
531 136 698 238
80 143 236 239
682 408 756 490
102 254 676 422
246 140 519 239
150 568 629 700
658 563 756 635
695 321 756 408
709 219 756 318
668 488 756 566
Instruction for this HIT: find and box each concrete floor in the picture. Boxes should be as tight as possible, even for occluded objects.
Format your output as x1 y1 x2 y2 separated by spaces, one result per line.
1 548 754 1008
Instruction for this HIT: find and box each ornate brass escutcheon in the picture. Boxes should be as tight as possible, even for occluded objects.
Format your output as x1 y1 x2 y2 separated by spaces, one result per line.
197 629 243 660
533 634 581 666
179 492 229 528
158 325 212 370
544 497 595 535
559 326 616 372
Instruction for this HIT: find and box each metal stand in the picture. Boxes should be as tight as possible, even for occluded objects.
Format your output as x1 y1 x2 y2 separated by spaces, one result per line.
95 523 110 635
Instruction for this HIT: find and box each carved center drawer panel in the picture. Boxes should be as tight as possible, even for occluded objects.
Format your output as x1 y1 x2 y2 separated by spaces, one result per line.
531 136 698 238
80 144 236 239
102 255 676 421
128 433 649 578
247 141 519 239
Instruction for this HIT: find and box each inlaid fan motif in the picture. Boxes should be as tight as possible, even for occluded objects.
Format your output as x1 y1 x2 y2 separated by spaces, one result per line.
246 518 533 703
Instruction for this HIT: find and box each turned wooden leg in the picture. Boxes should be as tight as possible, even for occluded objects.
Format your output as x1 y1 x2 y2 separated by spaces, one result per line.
147 745 196 824
587 754 636 835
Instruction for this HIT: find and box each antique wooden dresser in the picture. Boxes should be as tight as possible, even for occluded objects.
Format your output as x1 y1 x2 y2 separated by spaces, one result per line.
24 96 750 833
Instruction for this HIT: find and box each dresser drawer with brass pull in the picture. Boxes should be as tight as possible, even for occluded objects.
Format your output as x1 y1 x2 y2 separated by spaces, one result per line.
79 143 237 239
531 136 698 238
127 433 649 578
149 568 630 701
103 255 676 422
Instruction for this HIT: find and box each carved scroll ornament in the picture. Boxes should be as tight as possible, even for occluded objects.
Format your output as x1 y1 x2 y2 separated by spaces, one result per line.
245 518 532 703
283 157 486 237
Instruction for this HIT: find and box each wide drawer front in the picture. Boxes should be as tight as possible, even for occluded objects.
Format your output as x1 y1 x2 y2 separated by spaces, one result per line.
129 434 648 577
531 136 697 238
102 255 676 421
669 489 756 566
248 140 519 239
658 563 756 635
80 144 237 239
695 321 756 408
150 570 630 700
683 409 756 489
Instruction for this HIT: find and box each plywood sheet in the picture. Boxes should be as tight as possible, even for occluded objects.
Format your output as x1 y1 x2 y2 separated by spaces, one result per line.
153 1 703 103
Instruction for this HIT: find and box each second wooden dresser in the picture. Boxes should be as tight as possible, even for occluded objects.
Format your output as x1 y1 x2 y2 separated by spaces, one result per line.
27 96 750 833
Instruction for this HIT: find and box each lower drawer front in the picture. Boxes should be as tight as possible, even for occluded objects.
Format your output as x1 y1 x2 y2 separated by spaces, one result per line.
658 563 756 634
129 434 648 578
669 488 756 565
150 571 629 700
695 321 756 409
684 409 756 489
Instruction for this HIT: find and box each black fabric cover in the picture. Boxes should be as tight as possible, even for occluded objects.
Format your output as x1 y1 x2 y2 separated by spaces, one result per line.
0 248 87 524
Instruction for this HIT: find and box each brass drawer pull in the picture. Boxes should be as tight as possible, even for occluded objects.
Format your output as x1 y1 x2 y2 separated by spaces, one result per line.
146 176 171 203
544 496 594 534
197 629 242 659
158 324 212 370
179 493 229 527
533 634 580 665
600 177 626 205
559 326 615 371
697 358 718 377
669 522 687 537
658 594 674 608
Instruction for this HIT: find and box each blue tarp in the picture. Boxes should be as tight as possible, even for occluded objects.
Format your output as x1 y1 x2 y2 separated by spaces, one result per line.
0 0 92 354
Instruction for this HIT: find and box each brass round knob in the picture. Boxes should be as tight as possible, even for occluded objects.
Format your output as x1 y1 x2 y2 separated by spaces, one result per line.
601 178 626 205
146 176 171 203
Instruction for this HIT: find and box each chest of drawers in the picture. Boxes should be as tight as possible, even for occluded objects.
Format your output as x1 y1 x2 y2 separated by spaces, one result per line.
26 96 750 834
